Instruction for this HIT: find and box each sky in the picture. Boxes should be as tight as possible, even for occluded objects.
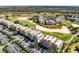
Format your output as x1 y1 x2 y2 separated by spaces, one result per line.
0 0 79 6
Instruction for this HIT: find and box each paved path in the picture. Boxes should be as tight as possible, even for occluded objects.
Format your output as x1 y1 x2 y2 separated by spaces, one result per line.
36 24 71 34
27 20 71 34
0 46 4 53
62 32 79 53
72 24 79 27
67 32 79 43
17 18 71 34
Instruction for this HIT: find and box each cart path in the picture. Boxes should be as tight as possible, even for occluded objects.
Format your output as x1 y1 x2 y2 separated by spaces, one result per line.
26 19 71 34
18 17 71 34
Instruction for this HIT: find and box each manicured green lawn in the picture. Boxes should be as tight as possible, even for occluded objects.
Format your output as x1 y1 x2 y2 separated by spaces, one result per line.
42 31 73 41
9 16 36 28
61 20 72 27
9 16 18 22
18 20 36 28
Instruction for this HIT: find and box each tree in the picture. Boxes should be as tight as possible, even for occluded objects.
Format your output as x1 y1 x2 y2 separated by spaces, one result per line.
14 20 19 24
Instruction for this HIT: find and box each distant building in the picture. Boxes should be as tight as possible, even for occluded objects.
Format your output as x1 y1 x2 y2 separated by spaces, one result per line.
45 20 56 25
38 14 46 24
33 13 47 25
55 15 65 22
72 17 79 23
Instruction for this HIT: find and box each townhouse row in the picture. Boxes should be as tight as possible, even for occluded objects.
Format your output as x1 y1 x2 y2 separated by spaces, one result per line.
0 19 64 49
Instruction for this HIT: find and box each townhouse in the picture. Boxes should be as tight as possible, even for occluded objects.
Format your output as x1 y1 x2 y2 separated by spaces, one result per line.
41 35 64 49
4 44 20 53
54 39 64 48
27 29 41 41
13 44 22 52
17 25 31 35
27 29 45 42
0 19 64 49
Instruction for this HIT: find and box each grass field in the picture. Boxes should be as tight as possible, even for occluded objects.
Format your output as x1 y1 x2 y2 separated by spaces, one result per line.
9 16 36 28
61 20 72 27
18 20 36 28
42 31 73 41
9 16 18 22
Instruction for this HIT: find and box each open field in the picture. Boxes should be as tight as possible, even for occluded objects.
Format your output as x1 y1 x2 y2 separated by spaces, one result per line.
9 16 36 29
42 31 73 41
